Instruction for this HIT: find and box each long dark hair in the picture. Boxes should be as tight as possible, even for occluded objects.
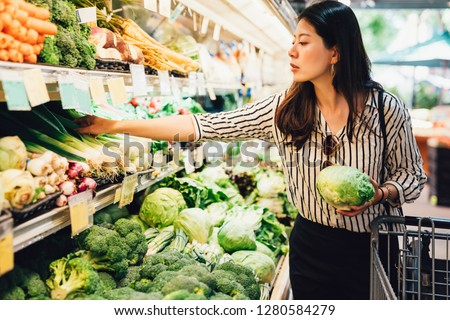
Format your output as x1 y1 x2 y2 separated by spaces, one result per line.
275 0 379 149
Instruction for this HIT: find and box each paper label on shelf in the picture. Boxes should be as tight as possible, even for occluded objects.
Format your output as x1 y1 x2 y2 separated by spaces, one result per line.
119 174 138 208
69 190 93 236
0 233 14 276
76 7 97 24
184 150 195 174
144 0 157 12
23 69 50 107
113 187 122 204
201 17 210 35
130 64 147 96
58 75 78 110
213 24 221 41
169 3 185 23
188 72 197 96
170 76 181 99
1 70 31 111
197 73 206 96
89 77 108 106
72 73 93 114
107 77 128 106
157 70 171 96
207 84 216 101
159 0 171 18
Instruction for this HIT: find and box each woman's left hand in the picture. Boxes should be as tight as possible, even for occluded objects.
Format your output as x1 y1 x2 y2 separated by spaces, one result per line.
336 178 381 217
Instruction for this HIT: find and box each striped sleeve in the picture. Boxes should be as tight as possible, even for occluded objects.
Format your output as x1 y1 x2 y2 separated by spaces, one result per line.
191 92 284 142
383 93 427 207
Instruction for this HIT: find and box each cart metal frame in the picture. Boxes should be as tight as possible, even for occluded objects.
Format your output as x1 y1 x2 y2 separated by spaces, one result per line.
370 216 450 300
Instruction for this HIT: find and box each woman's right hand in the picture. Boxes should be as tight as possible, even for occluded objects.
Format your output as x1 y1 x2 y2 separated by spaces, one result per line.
74 116 117 135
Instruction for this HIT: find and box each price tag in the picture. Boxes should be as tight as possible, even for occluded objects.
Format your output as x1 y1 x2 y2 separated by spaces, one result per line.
213 24 221 41
144 0 157 12
169 3 185 23
188 72 197 96
72 73 93 114
207 84 216 101
159 0 171 18
184 150 195 174
1 70 31 111
170 76 181 99
157 70 171 96
0 216 14 276
58 75 78 110
23 69 50 107
114 187 122 204
130 64 147 96
76 7 97 24
69 190 94 236
89 77 108 106
197 72 206 96
201 17 210 35
119 174 138 208
107 77 128 106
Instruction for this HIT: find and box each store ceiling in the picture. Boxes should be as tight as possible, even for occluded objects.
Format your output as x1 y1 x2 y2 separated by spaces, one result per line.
288 0 450 15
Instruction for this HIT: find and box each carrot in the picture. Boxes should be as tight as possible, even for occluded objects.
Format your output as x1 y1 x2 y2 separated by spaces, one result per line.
0 19 3 33
0 12 12 27
17 1 50 21
36 33 45 44
26 28 38 45
2 19 21 38
0 33 14 49
19 42 33 56
4 5 17 19
0 3 5 13
24 53 37 63
25 17 57 36
0 49 9 61
14 8 28 25
9 39 20 50
33 43 43 55
8 48 23 63
17 26 27 42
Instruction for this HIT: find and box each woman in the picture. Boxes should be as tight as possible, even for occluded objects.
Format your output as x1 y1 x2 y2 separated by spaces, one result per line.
77 0 426 299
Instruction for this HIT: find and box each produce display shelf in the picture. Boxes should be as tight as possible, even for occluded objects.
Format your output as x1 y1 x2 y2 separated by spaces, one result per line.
12 165 184 253
0 61 242 102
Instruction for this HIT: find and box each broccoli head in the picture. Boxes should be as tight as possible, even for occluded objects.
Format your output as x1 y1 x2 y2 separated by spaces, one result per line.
161 275 212 297
117 266 142 288
76 225 131 279
133 278 153 293
0 266 48 299
1 286 26 300
104 287 163 300
179 265 217 291
148 271 178 292
139 263 168 280
46 255 101 300
210 292 233 300
214 277 246 298
98 272 117 292
114 219 148 266
23 271 48 298
214 261 260 299
163 289 207 300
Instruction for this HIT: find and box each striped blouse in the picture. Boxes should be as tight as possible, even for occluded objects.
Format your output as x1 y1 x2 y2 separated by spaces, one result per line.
192 88 427 233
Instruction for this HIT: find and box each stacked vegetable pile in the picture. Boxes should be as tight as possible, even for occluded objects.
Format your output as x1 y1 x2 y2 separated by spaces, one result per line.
0 0 57 63
28 0 96 69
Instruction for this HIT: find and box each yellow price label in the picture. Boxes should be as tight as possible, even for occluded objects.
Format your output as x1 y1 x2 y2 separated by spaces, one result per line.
23 69 50 107
114 187 122 204
70 201 89 236
119 174 138 208
107 77 128 106
0 233 14 276
89 77 107 106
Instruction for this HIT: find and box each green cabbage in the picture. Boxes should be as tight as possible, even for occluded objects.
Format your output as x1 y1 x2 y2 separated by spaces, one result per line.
231 250 276 283
174 208 212 244
206 202 228 227
316 165 375 210
0 136 27 171
217 220 256 253
139 188 186 228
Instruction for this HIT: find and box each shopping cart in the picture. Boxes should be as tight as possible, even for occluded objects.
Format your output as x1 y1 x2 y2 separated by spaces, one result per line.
370 215 450 300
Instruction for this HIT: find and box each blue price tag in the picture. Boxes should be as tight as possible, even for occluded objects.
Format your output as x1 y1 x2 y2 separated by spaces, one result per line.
1 71 31 111
58 76 78 110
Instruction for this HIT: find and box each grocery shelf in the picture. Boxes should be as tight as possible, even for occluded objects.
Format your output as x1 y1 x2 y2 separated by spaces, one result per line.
12 165 184 253
0 60 242 102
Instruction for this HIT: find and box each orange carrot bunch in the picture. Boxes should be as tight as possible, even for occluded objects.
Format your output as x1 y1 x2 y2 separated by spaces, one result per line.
0 0 57 63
